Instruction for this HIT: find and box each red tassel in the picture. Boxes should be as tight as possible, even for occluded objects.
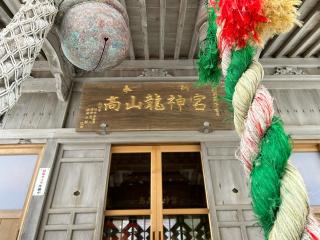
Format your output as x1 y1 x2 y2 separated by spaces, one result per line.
217 0 268 49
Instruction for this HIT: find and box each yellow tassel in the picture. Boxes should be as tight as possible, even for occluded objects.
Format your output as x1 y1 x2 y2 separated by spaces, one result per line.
256 0 302 45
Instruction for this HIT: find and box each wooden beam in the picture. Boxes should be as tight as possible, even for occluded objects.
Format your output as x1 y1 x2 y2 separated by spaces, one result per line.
0 7 11 25
42 39 71 101
275 10 320 57
110 58 320 70
22 74 320 93
259 57 320 68
304 40 320 57
73 75 320 90
261 0 318 57
118 0 135 60
174 0 188 59
21 77 56 93
188 0 206 59
0 126 320 141
159 0 166 59
2 0 21 14
32 61 51 72
114 59 197 70
289 27 320 57
139 0 149 60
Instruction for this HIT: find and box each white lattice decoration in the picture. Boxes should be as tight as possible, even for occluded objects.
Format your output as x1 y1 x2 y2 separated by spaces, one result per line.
0 0 57 115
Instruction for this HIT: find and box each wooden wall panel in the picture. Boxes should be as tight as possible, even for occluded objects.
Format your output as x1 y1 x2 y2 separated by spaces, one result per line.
270 89 320 125
1 93 68 129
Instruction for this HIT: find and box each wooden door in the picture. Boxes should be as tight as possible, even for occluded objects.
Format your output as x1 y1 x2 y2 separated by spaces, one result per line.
103 145 211 240
201 142 263 240
0 145 43 240
37 144 111 240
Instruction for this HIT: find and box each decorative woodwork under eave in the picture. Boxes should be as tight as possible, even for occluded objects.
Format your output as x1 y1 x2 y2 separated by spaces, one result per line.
77 82 233 132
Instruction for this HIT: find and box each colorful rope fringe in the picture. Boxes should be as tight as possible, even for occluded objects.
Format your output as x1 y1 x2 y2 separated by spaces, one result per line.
197 1 320 239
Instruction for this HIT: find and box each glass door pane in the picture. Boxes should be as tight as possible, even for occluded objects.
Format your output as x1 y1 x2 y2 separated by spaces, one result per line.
161 152 207 209
106 152 151 210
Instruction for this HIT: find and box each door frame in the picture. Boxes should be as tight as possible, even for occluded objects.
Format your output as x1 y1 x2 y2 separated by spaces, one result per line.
105 144 210 240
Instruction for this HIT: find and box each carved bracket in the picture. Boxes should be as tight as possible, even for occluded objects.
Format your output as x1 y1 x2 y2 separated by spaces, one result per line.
274 66 305 75
139 69 173 77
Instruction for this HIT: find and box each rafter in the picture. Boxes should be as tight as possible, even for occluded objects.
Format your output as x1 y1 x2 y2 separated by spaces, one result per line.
261 0 318 57
188 0 206 59
159 0 166 59
174 0 187 59
275 10 320 57
290 27 320 57
139 0 149 60
118 0 135 60
304 40 320 57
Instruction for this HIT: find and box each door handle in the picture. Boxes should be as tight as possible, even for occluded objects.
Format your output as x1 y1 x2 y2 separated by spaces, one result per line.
158 231 162 240
153 231 155 240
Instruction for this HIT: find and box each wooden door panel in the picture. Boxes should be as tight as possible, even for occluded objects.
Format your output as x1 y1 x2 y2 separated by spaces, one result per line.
209 159 250 205
247 227 264 240
43 230 67 240
220 227 242 240
51 162 103 208
71 230 94 240
38 144 111 240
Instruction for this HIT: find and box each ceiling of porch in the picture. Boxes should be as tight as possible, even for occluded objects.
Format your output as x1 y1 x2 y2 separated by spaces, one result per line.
0 0 319 88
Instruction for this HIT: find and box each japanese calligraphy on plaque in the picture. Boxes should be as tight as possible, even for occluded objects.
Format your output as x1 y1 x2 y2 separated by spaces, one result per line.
77 82 233 132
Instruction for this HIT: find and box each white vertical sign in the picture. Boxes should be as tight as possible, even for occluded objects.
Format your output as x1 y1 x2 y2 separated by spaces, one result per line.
32 168 50 196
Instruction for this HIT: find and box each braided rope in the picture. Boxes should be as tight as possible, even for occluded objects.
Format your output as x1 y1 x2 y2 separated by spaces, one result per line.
0 0 57 115
208 2 320 237
219 32 320 240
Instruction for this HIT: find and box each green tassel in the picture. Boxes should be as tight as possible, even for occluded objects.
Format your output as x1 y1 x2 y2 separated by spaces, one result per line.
250 117 292 239
196 7 221 88
224 45 255 111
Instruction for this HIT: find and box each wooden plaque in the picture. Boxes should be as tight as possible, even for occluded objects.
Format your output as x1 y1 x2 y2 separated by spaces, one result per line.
77 82 233 132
